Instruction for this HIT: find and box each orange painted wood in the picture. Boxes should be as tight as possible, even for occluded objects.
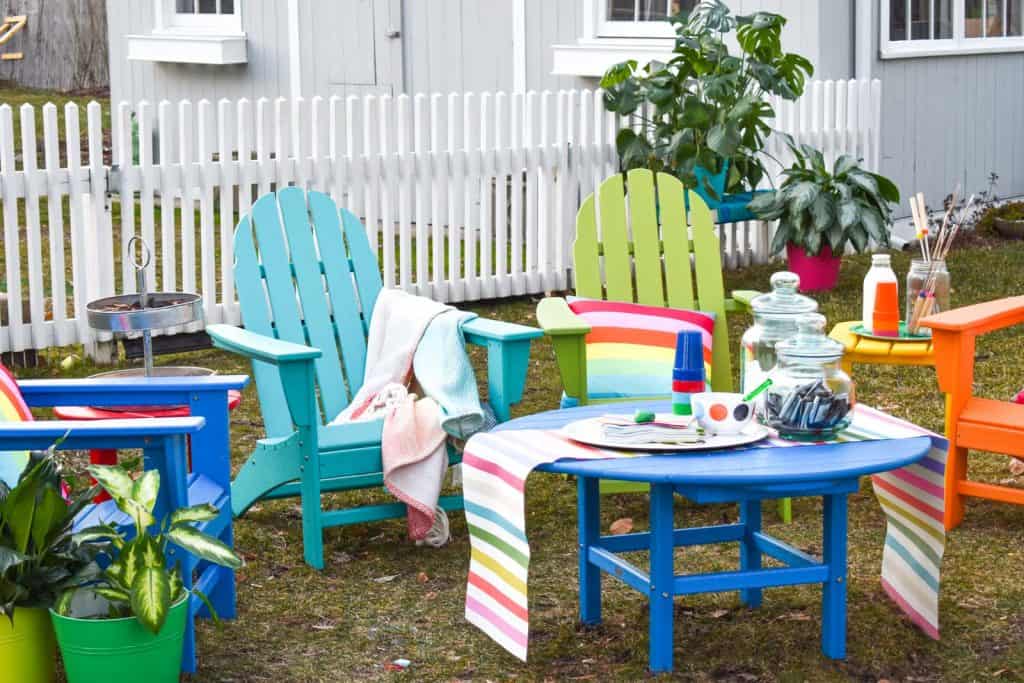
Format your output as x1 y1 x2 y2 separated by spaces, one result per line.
922 295 1024 334
929 297 1024 530
957 480 1024 505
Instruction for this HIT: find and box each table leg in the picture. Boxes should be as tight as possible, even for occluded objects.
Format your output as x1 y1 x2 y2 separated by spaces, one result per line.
739 499 762 608
577 476 601 626
189 390 236 620
649 483 675 673
821 493 848 660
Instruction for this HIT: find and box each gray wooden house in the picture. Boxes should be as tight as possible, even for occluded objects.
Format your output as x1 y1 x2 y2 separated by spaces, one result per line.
106 0 1024 214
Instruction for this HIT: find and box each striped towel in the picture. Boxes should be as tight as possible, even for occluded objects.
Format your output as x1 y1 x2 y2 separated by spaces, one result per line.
462 403 946 661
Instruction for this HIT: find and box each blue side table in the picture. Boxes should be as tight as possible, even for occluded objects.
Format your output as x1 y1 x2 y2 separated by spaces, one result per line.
18 375 249 674
515 403 932 673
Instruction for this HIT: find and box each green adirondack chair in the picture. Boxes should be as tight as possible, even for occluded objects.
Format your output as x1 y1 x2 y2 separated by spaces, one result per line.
206 188 541 569
536 169 792 522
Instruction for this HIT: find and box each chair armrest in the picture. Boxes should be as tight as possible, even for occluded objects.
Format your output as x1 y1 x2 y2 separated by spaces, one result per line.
0 417 205 451
922 296 1024 336
461 317 541 423
462 317 542 345
206 324 321 364
727 290 760 313
536 297 590 337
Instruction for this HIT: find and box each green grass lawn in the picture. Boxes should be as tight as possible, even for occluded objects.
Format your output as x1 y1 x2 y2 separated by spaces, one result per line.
17 241 1024 682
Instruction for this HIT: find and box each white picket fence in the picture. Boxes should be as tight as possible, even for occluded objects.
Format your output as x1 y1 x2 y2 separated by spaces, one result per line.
0 79 881 354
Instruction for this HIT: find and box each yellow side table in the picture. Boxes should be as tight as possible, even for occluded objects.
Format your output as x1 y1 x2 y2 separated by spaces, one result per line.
828 321 935 374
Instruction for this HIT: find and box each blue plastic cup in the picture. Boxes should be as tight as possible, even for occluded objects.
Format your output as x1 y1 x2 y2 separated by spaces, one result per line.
674 330 705 381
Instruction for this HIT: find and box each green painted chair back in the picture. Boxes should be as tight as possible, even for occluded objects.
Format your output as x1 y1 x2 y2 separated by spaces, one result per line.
574 169 734 392
234 187 382 434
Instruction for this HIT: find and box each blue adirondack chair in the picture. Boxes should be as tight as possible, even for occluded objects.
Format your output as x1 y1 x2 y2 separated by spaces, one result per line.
206 188 541 569
0 374 247 674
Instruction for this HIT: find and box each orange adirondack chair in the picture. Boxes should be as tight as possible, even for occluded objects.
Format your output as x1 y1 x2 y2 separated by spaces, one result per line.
924 295 1024 530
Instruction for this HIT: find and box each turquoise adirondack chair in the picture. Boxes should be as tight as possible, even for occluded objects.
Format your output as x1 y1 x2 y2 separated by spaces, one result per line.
206 188 541 569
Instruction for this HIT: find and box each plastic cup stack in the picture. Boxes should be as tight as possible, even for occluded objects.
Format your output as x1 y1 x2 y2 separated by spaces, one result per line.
672 330 706 416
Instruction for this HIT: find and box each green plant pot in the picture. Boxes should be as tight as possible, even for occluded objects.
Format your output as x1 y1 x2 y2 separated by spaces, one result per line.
51 595 188 683
0 606 57 683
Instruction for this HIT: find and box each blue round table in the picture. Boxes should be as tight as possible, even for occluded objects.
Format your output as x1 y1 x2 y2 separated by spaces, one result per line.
496 401 933 673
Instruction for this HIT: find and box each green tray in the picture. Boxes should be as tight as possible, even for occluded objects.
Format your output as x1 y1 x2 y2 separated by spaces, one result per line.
851 322 931 342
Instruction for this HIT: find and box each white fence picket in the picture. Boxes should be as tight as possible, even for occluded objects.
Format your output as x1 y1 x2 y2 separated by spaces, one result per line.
1 81 883 354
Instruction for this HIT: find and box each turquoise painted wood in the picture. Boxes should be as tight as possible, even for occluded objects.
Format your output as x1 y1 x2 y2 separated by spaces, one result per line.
207 188 540 569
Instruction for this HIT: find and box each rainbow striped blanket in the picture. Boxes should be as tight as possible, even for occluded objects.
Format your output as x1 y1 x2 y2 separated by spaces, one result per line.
462 403 946 661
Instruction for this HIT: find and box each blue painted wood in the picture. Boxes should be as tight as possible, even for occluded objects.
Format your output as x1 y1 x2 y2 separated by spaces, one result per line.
214 189 541 568
587 546 649 593
17 375 248 403
598 523 745 553
752 532 818 569
577 477 601 625
672 564 831 595
740 500 762 607
821 493 848 659
510 399 932 673
648 483 676 673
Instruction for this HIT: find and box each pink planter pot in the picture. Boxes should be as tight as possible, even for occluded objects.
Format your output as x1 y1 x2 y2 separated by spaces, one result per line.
786 243 842 292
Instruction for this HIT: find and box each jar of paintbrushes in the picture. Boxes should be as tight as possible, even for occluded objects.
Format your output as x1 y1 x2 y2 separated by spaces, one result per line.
905 189 974 335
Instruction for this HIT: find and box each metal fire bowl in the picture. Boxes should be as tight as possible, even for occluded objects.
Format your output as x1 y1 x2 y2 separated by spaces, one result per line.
86 292 203 332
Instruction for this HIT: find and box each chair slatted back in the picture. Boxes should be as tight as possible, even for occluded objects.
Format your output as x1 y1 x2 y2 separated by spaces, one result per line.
234 188 383 437
573 169 733 391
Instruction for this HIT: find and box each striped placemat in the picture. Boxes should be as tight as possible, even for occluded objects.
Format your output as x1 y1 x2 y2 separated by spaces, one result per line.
462 404 946 661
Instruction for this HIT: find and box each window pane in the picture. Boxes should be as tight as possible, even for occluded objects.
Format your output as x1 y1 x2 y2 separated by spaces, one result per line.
890 0 908 40
1010 0 1022 35
607 0 636 21
175 0 194 13
221 0 233 13
638 0 669 21
197 0 217 14
910 0 930 39
966 0 985 36
935 0 954 37
987 0 1005 35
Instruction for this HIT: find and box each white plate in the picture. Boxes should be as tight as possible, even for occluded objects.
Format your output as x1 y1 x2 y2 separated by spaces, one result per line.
561 416 770 452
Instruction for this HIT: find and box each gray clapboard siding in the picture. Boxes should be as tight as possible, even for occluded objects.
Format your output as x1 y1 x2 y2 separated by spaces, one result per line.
869 1 1024 214
0 0 107 91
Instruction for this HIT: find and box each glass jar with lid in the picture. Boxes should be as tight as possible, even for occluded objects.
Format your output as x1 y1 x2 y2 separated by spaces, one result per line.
740 271 819 395
763 313 854 440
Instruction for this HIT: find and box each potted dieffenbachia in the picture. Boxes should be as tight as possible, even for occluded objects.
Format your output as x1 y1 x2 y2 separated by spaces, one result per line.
0 452 100 683
748 136 900 291
51 465 242 683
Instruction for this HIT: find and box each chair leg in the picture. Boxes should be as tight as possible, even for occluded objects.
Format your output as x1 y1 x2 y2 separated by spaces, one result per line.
777 497 792 524
944 445 968 531
300 447 325 570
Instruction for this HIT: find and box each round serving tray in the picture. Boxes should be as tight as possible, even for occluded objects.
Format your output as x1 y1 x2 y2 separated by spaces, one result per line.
562 417 769 452
850 322 931 342
86 293 203 333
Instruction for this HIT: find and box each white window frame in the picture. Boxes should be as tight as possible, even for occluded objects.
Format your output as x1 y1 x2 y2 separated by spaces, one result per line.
597 0 677 38
155 0 243 35
552 0 677 76
880 0 1024 58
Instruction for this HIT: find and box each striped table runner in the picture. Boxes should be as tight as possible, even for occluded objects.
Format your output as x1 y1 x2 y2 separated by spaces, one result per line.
462 404 946 661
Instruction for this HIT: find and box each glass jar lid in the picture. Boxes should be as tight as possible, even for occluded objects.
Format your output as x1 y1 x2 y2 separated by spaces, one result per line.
775 313 845 362
750 271 819 316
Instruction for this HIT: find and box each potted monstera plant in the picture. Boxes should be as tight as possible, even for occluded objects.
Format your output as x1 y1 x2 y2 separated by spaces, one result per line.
51 465 242 683
0 450 100 683
748 135 900 291
600 0 813 199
